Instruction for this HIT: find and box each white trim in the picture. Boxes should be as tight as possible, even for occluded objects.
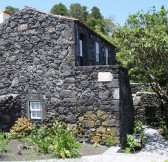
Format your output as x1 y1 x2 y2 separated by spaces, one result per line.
29 101 42 119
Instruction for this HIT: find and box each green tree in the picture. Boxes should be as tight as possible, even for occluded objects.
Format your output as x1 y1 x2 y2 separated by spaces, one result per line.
86 6 104 33
103 16 116 35
50 3 68 16
113 6 168 125
69 3 88 23
5 6 19 15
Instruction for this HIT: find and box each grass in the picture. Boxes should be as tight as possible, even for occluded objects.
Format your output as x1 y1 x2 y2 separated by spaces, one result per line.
0 132 8 153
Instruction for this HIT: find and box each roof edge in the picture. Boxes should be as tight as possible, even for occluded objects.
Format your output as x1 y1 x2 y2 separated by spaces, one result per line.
9 7 116 48
74 20 116 48
0 10 11 15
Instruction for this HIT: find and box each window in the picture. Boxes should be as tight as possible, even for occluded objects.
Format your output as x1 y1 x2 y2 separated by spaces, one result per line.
29 101 42 119
96 43 99 62
105 47 109 65
79 39 83 57
79 34 86 66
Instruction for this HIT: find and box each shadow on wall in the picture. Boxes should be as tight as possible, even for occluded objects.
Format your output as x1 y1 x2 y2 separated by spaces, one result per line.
0 94 21 132
131 83 163 127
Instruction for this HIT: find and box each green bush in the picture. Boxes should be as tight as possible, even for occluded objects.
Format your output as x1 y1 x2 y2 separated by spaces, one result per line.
125 120 145 153
7 118 33 139
134 120 144 134
0 132 8 152
25 125 49 153
124 134 141 153
157 118 168 140
27 122 80 158
102 134 119 147
162 127 168 140
49 123 80 158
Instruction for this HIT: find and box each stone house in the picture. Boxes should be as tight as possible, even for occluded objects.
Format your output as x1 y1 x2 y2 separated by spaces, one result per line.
0 7 133 145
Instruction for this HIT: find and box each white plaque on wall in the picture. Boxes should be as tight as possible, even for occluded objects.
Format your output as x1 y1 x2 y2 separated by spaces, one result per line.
98 72 113 82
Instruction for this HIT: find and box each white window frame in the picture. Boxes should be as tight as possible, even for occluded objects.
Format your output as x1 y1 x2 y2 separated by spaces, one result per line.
105 47 109 65
29 101 42 119
79 39 83 57
96 42 100 62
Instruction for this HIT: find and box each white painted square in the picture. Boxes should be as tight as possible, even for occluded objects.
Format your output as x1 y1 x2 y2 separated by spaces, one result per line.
98 72 113 82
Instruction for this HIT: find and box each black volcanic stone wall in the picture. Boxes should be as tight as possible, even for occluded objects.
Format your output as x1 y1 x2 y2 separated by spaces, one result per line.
130 83 151 94
119 67 134 146
133 92 162 124
74 66 133 145
131 83 163 125
0 94 21 131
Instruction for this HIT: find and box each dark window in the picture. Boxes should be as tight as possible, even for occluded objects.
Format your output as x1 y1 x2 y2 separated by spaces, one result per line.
79 34 86 66
105 47 109 65
95 42 100 63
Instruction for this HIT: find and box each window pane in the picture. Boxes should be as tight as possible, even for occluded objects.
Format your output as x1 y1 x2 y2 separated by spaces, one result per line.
32 111 36 117
29 101 42 119
96 53 99 62
105 48 108 65
32 103 36 109
96 43 99 62
37 111 41 117
79 40 83 57
35 102 40 110
96 43 99 53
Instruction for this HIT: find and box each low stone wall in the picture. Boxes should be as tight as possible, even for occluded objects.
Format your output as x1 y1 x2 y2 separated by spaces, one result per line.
74 66 133 145
0 94 21 131
133 91 162 125
74 66 120 144
130 83 163 124
130 83 151 94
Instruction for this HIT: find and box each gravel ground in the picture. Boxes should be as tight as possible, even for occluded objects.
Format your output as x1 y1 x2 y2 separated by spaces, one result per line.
0 140 107 161
139 126 168 156
103 126 168 161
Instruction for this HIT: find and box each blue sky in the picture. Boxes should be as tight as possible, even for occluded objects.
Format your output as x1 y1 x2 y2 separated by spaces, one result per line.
0 0 168 25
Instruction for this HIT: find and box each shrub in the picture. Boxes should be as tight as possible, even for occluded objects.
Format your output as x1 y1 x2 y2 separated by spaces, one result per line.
124 120 145 153
157 118 168 140
162 127 168 140
28 122 80 158
7 118 33 139
0 132 8 152
102 134 119 147
28 125 50 154
134 120 144 135
124 134 141 153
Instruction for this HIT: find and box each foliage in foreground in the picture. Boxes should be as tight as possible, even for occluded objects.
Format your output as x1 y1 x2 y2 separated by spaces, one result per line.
0 132 8 152
6 118 33 139
125 120 144 153
102 134 119 147
23 122 80 158
157 118 168 140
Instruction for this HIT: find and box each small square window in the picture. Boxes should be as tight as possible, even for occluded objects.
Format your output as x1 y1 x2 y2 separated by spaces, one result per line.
29 101 42 119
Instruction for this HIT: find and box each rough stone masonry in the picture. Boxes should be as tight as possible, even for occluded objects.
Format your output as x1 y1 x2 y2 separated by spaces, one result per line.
0 7 133 145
